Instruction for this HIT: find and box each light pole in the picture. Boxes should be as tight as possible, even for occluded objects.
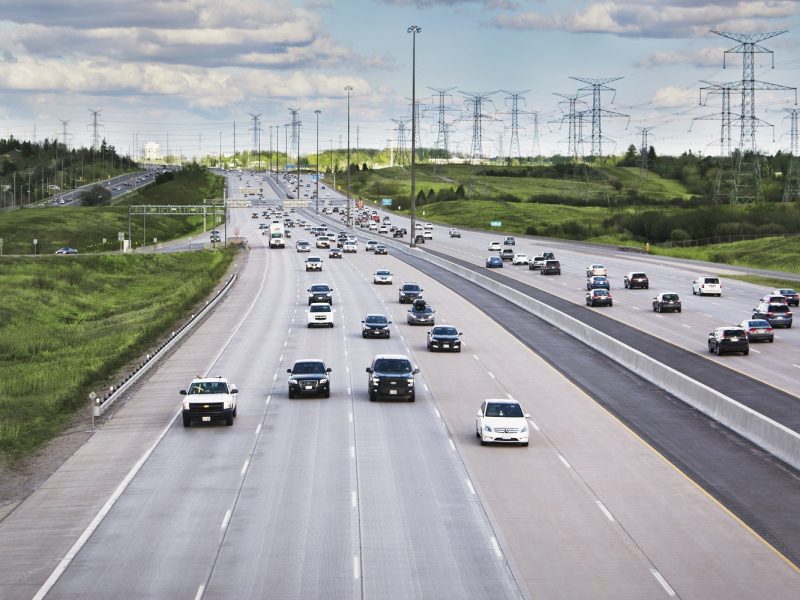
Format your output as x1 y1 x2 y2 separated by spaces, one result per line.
315 109 321 214
284 124 289 201
345 84 353 228
408 25 421 247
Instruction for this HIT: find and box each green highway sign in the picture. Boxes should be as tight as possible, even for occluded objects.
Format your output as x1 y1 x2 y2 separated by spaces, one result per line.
490 221 502 227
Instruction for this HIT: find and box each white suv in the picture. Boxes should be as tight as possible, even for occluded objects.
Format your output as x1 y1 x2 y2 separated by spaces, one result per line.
476 399 529 446
692 276 721 297
307 303 334 327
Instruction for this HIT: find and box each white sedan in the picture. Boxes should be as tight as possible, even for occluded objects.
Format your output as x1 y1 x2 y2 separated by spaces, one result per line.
373 269 393 285
511 253 530 265
475 399 529 446
488 241 502 252
586 263 608 277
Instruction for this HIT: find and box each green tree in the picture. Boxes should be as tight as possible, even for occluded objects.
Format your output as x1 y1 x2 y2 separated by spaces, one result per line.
79 184 112 206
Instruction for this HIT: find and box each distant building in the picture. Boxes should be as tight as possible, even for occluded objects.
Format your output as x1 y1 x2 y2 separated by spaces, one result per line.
143 142 161 161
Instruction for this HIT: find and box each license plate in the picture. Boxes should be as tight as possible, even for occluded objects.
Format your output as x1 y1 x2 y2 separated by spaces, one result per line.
443 344 449 348
730 337 739 342
389 390 397 395
304 385 313 390
202 416 211 422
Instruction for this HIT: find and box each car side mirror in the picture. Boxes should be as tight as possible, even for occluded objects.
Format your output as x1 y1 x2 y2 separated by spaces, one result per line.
388 321 392 324
179 389 187 395
231 388 239 394
326 368 332 373
361 320 365 323
476 410 483 417
524 413 531 419
412 368 420 374
287 368 293 373
366 367 373 373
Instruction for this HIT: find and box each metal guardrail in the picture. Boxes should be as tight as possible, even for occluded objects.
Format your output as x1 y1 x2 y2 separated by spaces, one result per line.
91 273 238 420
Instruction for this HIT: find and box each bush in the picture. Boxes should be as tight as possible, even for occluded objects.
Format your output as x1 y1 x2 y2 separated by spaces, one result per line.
669 228 691 242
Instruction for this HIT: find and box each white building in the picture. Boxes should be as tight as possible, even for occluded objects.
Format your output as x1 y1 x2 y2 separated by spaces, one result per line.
143 141 161 161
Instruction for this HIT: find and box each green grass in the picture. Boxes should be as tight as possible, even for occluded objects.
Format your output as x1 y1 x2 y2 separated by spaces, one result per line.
0 169 225 255
0 250 236 462
649 236 800 275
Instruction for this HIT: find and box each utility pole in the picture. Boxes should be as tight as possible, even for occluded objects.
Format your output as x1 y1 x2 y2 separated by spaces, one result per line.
315 110 321 213
408 24 421 247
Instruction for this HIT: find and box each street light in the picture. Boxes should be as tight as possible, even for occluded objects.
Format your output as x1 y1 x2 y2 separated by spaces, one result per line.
345 84 353 228
408 25 421 247
315 109 321 214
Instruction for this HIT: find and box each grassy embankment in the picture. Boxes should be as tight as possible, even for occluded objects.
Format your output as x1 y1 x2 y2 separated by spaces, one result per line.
0 168 225 255
0 250 236 462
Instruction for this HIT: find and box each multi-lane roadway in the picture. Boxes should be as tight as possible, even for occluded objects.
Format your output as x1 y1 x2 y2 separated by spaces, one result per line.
0 170 797 599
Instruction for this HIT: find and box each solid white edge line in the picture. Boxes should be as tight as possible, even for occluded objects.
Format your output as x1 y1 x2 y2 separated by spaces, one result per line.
528 419 540 431
650 569 677 596
240 460 249 476
434 408 441 419
353 556 360 579
473 354 479 361
558 454 572 469
221 509 231 530
595 500 615 522
793 364 800 369
490 536 503 559
466 479 476 495
32 410 182 600
194 584 205 600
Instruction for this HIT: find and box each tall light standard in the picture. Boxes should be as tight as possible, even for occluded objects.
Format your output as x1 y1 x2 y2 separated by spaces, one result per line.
408 25 421 247
315 109 321 214
284 124 290 201
345 84 353 228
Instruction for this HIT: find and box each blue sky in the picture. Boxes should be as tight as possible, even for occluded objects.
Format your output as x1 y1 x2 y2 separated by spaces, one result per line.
1 0 799 159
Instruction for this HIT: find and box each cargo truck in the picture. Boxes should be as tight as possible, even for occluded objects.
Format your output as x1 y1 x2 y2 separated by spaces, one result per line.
269 220 285 248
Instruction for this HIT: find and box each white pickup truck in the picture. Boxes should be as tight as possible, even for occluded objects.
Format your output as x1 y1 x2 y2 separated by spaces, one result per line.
179 377 238 427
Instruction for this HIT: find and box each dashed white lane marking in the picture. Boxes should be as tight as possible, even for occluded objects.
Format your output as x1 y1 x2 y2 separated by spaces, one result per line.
347 386 352 394
473 354 479 361
255 424 262 435
272 373 277 381
488 372 495 379
279 353 284 362
558 454 572 469
350 446 355 459
265 395 271 406
346 366 350 374
240 460 249 476
352 491 357 508
632 306 640 311
528 419 540 431
682 323 692 328
221 510 231 530
595 500 615 522
449 439 456 451
490 536 503 559
750 348 761 354
466 479 476 495
353 556 360 579
793 364 800 369
424 383 430 392
194 585 205 600
650 569 677 596
701 312 714 318
349 412 353 423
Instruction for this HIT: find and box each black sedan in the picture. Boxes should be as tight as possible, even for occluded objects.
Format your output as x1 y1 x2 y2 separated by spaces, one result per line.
485 256 503 268
739 319 774 343
427 326 462 352
328 247 343 258
374 244 388 255
287 359 332 398
362 314 392 339
407 299 436 326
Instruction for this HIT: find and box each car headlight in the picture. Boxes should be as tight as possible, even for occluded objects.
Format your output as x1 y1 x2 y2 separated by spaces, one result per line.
406 378 415 385
319 378 328 384
182 401 191 410
371 376 380 385
288 379 298 385
483 425 493 432
520 425 528 433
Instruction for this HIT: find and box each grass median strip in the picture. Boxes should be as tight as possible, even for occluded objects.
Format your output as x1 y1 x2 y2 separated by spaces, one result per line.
0 249 235 462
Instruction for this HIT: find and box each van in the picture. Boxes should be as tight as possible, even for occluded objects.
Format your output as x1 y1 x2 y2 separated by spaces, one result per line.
692 276 721 297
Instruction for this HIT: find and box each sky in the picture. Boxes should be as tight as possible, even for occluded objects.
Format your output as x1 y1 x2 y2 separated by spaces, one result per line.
2 0 800 160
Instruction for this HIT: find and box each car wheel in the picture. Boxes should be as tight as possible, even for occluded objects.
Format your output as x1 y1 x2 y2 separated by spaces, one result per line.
788 323 792 329
329 322 334 328
715 345 721 356
369 392 376 402
609 301 613 307
324 389 330 398
182 415 191 427
743 348 749 356
677 308 682 313
232 405 237 418
476 428 481 439
408 393 415 402
288 389 294 399
480 439 487 446
769 337 774 342
708 344 715 354
692 288 696 295
521 442 529 447
226 415 234 426
362 332 366 338
645 284 649 289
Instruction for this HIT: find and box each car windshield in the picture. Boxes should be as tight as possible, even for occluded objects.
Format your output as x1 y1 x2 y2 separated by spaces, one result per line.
293 362 325 374
722 330 745 338
769 305 790 313
373 358 412 373
632 273 646 278
365 315 388 324
310 285 330 292
485 403 523 418
779 289 797 295
433 327 458 335
747 320 771 328
593 290 609 296
376 271 390 276
403 285 420 292
188 381 227 394
704 278 720 284
310 305 330 313
662 294 678 301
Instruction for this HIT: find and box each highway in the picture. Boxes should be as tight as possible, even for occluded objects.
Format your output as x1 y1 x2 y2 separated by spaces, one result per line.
0 171 797 599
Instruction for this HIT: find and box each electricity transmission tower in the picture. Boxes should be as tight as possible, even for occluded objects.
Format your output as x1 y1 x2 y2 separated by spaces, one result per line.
288 108 301 157
570 77 628 158
712 30 797 203
392 118 411 167
501 90 530 161
531 111 541 162
58 119 70 150
553 92 587 159
636 126 654 170
783 108 800 202
404 98 424 160
88 109 102 151
429 87 457 155
693 81 737 203
459 91 497 162
248 113 261 169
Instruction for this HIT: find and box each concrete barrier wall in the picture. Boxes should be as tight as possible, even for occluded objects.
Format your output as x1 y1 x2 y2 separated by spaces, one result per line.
416 249 800 470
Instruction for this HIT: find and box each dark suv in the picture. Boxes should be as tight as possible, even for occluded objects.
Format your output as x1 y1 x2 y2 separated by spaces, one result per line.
398 283 423 303
540 259 561 275
366 354 419 402
287 359 332 398
652 292 681 313
752 302 793 328
308 284 333 305
707 327 749 356
624 272 649 289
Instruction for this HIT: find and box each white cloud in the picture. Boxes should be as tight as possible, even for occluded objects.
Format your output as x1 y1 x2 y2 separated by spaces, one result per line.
650 86 697 108
636 46 724 68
